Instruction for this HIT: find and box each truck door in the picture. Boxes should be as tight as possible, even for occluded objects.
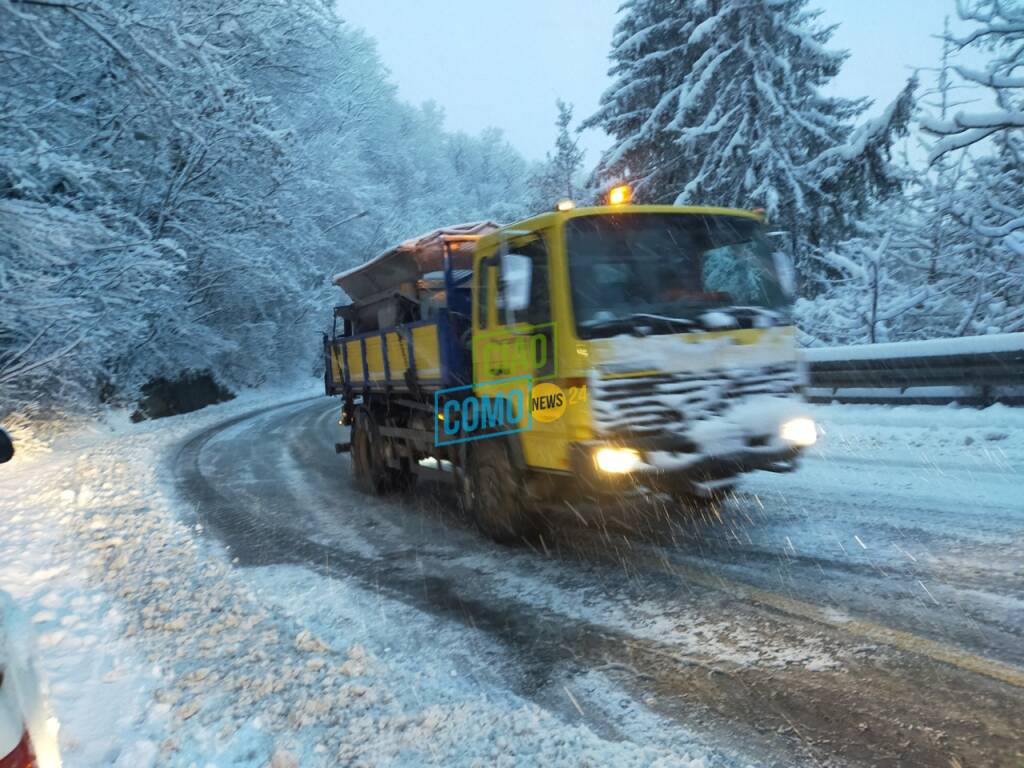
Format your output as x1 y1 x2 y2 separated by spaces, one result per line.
474 231 559 468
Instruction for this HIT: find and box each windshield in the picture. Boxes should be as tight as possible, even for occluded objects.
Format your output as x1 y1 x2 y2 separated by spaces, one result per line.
566 213 789 337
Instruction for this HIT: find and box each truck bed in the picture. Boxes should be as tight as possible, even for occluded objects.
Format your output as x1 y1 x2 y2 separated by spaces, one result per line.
325 310 468 396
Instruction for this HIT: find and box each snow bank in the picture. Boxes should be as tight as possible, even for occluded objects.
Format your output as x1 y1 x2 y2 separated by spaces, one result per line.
799 401 1024 471
0 384 319 767
810 401 1024 431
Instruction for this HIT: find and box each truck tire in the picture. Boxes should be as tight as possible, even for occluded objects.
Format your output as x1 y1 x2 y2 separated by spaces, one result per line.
350 408 392 495
464 440 539 544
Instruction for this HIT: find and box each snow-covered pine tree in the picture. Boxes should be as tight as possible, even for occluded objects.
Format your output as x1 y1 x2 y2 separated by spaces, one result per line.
887 20 994 340
800 4 1024 345
584 0 914 257
531 99 586 211
921 0 1024 333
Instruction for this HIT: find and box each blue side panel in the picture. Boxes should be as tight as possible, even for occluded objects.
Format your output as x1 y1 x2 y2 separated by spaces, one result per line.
437 309 471 388
447 285 472 317
442 245 473 325
380 330 391 388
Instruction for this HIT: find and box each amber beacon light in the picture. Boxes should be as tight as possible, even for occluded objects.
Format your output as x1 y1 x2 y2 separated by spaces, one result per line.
607 184 632 206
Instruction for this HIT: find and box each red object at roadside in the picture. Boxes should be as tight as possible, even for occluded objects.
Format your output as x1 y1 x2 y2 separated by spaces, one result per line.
0 729 34 768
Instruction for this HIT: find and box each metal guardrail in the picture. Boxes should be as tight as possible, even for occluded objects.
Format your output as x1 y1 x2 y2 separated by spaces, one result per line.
804 333 1024 406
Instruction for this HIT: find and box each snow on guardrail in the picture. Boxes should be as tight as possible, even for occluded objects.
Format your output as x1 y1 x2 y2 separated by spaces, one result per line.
804 332 1024 363
803 332 1024 406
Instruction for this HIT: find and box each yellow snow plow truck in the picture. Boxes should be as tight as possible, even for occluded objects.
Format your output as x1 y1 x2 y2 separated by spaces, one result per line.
324 189 816 541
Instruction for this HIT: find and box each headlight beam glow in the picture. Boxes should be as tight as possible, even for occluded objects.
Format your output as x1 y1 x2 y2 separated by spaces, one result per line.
594 446 642 474
780 417 817 447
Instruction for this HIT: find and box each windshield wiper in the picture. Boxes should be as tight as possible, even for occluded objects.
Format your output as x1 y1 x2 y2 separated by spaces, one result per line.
699 305 788 328
580 313 699 336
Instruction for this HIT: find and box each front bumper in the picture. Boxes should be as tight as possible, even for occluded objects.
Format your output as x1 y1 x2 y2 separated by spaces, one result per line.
568 439 802 495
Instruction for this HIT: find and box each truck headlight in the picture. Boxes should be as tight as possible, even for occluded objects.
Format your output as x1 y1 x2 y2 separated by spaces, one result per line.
594 446 641 474
780 417 817 447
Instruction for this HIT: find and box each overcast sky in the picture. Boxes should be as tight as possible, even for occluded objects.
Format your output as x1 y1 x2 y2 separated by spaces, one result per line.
340 1 973 164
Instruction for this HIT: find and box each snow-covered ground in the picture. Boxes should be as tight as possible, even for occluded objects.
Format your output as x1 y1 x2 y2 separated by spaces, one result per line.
0 388 716 767
0 387 318 767
802 401 1024 467
1 390 1022 766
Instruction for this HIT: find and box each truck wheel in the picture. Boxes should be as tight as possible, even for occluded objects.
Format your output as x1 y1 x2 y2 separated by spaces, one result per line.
465 440 538 543
350 409 392 495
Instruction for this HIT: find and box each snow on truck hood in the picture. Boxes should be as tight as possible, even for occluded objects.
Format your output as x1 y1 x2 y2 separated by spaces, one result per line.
589 326 800 376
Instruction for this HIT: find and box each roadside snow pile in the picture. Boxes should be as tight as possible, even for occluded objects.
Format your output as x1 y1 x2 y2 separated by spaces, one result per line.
0 387 310 766
1 388 722 767
802 402 1024 468
0 440 164 767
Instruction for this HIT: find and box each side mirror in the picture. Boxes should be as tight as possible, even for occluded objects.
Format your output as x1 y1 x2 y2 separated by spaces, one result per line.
501 253 532 313
772 251 796 298
766 230 796 298
0 429 13 464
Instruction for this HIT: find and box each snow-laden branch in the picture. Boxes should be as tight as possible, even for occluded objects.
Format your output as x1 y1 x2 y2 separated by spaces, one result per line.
954 65 1024 89
923 110 1024 161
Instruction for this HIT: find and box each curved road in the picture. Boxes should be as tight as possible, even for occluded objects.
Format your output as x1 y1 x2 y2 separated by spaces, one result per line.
174 397 1024 767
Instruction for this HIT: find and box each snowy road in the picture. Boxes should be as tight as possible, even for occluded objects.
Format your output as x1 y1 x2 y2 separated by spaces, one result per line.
174 396 1024 767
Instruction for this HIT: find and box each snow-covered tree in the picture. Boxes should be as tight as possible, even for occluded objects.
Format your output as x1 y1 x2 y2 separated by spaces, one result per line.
920 0 1024 333
795 186 992 346
530 99 586 211
799 5 1024 344
0 0 533 419
922 1 1024 166
584 0 914 257
798 229 905 345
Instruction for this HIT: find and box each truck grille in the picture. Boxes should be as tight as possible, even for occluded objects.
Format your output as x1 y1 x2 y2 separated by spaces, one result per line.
591 363 801 439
